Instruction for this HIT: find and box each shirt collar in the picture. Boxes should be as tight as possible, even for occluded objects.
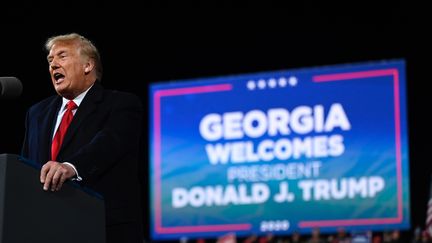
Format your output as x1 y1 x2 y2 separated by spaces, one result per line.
60 84 94 110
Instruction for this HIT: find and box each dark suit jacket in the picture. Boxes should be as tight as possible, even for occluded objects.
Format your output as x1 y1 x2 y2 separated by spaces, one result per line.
21 83 144 242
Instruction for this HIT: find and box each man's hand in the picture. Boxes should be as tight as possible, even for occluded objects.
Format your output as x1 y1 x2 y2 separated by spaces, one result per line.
40 161 76 191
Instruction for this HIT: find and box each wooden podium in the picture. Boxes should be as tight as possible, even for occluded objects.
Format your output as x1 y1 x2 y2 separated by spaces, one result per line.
0 154 105 243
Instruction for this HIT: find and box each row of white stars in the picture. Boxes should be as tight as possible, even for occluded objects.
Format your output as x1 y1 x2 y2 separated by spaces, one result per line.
247 76 298 90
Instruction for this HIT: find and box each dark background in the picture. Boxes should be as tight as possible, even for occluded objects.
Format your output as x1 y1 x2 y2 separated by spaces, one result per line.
1 4 431 241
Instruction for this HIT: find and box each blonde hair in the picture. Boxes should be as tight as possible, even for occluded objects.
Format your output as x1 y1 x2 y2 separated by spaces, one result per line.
45 33 103 80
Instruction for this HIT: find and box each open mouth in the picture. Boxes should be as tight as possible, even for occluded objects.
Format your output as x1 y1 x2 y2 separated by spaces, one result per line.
54 73 65 83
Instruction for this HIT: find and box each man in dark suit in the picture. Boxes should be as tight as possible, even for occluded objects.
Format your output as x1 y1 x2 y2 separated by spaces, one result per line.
21 33 144 243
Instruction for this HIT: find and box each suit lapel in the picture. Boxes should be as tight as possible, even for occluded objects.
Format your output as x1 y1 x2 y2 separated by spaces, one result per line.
36 96 62 163
58 83 104 157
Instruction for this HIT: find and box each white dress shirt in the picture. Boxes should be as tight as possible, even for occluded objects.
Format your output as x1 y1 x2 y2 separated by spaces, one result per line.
52 85 93 181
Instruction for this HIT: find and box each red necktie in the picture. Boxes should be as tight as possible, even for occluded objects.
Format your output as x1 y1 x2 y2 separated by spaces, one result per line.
51 100 77 161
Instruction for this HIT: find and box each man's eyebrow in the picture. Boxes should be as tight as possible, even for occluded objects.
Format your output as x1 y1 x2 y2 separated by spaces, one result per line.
47 50 67 60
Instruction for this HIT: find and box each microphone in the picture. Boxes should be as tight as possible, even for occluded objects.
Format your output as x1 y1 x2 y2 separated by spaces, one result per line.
0 77 23 99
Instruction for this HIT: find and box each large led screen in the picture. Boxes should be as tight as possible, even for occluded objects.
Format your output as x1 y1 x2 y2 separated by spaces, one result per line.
149 60 410 240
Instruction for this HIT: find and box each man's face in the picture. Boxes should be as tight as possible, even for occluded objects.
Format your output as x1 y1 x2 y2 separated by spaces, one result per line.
47 41 91 99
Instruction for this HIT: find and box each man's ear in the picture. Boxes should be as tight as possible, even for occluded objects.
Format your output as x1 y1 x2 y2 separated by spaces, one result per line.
84 60 95 74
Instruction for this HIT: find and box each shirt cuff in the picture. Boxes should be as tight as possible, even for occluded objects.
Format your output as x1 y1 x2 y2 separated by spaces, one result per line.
62 162 83 181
